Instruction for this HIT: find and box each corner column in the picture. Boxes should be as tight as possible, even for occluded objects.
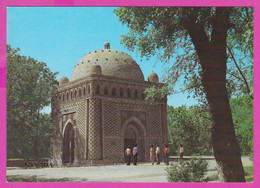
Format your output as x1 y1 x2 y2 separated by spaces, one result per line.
88 98 102 161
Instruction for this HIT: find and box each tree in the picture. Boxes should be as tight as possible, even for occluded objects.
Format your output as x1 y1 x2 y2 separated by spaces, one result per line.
167 105 212 156
7 45 58 159
230 95 253 153
114 7 253 182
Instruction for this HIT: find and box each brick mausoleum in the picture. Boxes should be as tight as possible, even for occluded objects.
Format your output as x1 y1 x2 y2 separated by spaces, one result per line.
50 41 168 166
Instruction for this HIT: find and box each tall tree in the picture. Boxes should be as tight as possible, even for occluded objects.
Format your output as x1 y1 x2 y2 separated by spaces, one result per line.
7 45 58 159
114 7 253 182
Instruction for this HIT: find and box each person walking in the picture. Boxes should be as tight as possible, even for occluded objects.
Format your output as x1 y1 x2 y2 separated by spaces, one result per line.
133 144 138 165
150 145 155 165
179 144 184 164
125 145 131 165
163 144 166 164
165 145 170 165
155 144 160 165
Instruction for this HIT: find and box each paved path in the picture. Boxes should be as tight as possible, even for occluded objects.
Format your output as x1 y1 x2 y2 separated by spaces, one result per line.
6 157 252 182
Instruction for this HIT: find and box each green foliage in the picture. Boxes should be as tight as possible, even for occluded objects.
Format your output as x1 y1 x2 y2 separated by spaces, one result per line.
114 7 253 96
7 45 58 159
244 166 253 182
230 95 253 152
144 85 169 101
167 105 212 156
166 156 209 182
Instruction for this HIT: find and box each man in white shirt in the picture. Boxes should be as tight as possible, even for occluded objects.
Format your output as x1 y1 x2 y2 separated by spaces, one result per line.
156 144 160 165
133 144 138 165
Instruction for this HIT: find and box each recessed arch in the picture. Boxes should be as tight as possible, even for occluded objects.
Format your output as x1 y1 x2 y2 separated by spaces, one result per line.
104 86 108 95
121 116 146 137
62 119 75 164
74 89 77 98
78 87 82 97
62 118 75 137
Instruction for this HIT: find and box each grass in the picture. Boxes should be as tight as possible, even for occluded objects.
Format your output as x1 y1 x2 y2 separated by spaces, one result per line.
244 166 253 182
208 166 253 182
208 173 218 182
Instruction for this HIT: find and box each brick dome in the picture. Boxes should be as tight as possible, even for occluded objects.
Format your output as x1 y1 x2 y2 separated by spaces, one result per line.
71 46 144 81
148 71 159 83
59 76 69 86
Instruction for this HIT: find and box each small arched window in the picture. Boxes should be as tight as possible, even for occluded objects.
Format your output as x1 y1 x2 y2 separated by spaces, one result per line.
83 87 86 95
70 91 73 99
74 90 77 98
120 87 124 97
87 85 90 94
142 92 145 99
104 86 108 95
96 84 100 95
67 93 69 100
112 87 116 96
79 88 82 97
127 88 131 98
135 89 138 98
63 93 65 101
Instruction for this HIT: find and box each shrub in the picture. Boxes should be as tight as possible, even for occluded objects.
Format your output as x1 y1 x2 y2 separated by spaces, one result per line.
166 156 209 182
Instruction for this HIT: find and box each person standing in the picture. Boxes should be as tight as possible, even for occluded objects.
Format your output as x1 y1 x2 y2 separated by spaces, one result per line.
163 144 166 164
155 144 160 165
150 145 155 165
133 144 138 165
125 145 131 165
165 145 170 165
179 144 184 164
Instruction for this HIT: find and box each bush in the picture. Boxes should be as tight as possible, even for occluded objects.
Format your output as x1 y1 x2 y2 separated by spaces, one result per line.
166 156 209 182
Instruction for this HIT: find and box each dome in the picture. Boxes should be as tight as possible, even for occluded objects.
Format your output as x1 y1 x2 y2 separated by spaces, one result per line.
148 71 159 83
59 76 69 86
71 48 144 82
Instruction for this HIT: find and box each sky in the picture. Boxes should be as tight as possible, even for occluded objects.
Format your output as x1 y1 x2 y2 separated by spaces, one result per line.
7 7 198 112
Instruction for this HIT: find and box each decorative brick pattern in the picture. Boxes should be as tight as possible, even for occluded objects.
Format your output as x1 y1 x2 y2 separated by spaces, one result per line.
88 98 102 160
161 104 169 143
147 105 162 137
103 137 124 163
103 101 119 137
75 100 87 162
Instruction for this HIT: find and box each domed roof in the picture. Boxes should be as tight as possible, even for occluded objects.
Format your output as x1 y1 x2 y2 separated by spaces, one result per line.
148 71 159 83
71 46 144 82
59 76 69 86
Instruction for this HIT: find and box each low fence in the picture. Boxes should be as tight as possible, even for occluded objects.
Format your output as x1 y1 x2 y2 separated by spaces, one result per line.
7 158 53 168
169 156 215 162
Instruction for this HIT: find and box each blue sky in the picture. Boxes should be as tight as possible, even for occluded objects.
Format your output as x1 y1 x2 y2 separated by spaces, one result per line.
7 7 197 112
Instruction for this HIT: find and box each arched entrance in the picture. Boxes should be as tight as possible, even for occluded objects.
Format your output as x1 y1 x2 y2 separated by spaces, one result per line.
124 125 137 162
62 123 74 164
122 117 146 162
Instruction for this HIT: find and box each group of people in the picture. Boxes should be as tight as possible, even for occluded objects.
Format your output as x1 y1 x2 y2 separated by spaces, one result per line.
125 144 184 165
125 144 138 165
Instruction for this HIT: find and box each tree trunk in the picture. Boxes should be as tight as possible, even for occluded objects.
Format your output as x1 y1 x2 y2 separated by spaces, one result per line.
187 8 246 182
201 62 245 182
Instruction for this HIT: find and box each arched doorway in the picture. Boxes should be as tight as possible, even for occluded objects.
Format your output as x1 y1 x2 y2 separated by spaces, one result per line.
62 123 74 164
122 117 146 162
124 126 137 162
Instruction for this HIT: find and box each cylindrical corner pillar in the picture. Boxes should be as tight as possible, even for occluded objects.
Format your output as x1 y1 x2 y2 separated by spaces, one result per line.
88 98 102 160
